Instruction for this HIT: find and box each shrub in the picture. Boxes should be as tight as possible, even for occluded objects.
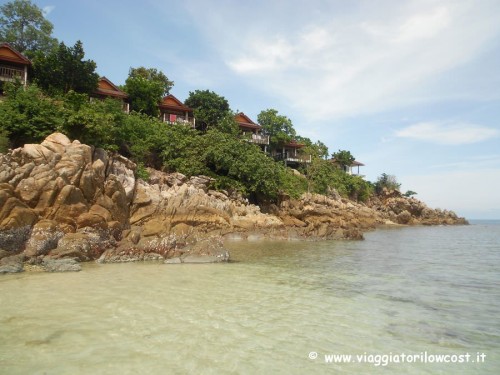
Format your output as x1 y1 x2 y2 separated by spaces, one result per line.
374 173 401 194
0 83 63 147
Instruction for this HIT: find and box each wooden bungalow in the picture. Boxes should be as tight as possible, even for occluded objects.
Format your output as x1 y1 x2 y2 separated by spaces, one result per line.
331 158 365 177
274 140 311 166
0 43 30 89
234 112 269 150
92 77 130 113
158 94 195 127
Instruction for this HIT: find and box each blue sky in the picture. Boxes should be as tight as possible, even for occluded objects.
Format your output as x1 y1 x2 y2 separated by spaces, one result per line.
15 0 500 218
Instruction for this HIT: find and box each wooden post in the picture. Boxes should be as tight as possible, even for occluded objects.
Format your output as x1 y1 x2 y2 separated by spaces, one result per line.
23 65 28 87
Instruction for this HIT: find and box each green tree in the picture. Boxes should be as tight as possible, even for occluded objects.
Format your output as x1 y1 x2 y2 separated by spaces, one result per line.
295 136 329 160
190 129 305 201
184 89 230 130
0 0 57 55
128 67 173 96
123 67 173 116
332 149 355 172
61 91 126 150
32 40 99 95
306 158 373 201
217 112 240 135
404 190 417 197
257 108 296 149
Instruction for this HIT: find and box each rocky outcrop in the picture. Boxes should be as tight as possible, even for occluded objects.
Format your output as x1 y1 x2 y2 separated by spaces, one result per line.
368 188 468 225
0 133 467 273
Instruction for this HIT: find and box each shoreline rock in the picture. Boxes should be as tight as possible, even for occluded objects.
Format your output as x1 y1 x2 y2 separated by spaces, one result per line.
0 133 468 273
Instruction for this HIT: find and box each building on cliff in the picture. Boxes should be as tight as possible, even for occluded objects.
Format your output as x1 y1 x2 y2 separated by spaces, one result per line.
234 112 270 152
0 43 30 91
331 158 365 177
158 94 196 128
273 140 312 167
91 77 130 113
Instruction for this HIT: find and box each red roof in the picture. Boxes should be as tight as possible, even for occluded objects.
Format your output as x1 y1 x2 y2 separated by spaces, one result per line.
284 140 305 148
0 43 31 65
95 77 128 99
158 94 192 112
235 112 261 130
330 158 365 166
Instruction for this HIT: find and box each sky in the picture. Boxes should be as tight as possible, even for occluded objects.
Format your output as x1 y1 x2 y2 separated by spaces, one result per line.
10 0 500 219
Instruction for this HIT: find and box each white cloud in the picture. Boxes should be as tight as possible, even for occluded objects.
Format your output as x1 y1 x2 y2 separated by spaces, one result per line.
395 121 499 145
228 37 293 73
393 6 451 43
42 5 55 16
185 0 500 120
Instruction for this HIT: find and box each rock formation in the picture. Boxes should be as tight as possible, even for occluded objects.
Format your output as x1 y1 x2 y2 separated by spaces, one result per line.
0 133 467 273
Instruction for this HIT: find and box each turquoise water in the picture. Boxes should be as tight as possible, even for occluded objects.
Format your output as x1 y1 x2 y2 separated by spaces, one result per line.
0 222 499 374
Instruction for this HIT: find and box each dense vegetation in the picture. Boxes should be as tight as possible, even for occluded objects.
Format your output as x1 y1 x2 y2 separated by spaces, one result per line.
0 83 378 203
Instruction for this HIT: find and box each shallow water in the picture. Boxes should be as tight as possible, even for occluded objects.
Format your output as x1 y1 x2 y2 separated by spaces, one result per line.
0 222 499 374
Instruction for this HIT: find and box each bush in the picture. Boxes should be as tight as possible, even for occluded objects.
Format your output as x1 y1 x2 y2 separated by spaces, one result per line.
0 125 9 153
306 159 373 201
0 83 63 147
61 92 125 150
374 173 401 194
404 190 417 197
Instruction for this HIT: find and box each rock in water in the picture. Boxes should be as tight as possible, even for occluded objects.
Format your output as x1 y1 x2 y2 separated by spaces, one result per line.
42 258 82 272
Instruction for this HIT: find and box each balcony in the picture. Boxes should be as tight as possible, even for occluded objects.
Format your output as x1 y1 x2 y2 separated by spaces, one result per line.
165 117 195 128
247 134 269 145
274 153 312 164
0 65 24 82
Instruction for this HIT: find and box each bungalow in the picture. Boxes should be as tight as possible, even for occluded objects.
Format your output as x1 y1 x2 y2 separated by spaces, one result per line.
0 43 30 89
92 76 130 113
158 94 195 128
331 158 365 177
274 140 312 166
234 112 269 151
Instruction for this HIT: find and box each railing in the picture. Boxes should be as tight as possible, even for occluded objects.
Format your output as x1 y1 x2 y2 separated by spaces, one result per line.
0 65 24 81
165 118 195 128
247 134 269 145
274 153 312 163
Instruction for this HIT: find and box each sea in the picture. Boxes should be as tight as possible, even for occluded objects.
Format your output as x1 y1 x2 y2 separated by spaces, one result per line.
0 220 499 374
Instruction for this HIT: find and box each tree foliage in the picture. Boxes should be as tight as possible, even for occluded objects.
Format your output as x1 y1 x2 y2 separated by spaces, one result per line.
184 89 230 130
0 124 9 153
403 190 417 197
0 0 57 55
0 83 62 147
257 108 296 149
128 67 173 96
295 136 329 160
332 149 355 170
61 91 126 150
123 67 173 117
306 158 373 201
32 40 99 95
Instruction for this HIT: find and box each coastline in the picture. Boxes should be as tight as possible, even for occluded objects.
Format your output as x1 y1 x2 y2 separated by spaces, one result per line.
0 133 467 274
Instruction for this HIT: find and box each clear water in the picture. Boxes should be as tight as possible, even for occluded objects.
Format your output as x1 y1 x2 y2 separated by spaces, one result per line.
0 222 499 374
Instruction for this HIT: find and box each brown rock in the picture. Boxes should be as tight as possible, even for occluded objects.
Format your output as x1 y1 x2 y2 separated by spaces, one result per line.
41 133 71 154
24 220 63 257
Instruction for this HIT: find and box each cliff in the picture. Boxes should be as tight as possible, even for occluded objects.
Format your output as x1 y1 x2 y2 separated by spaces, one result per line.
0 133 467 273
